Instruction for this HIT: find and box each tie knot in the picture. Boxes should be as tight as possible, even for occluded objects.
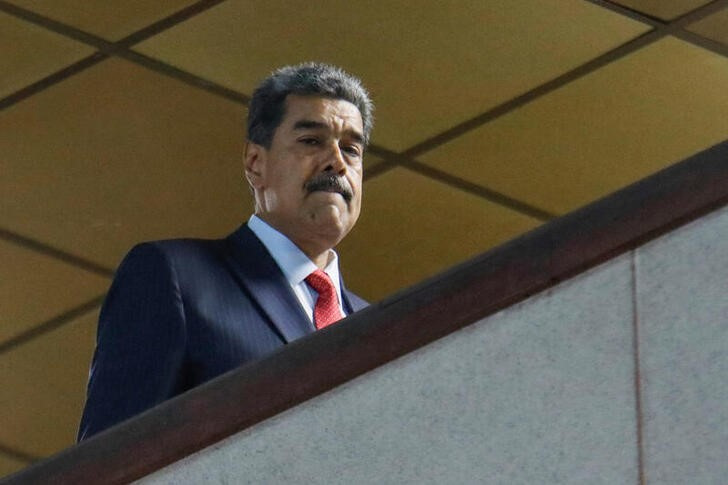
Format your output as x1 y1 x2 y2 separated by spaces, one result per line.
305 269 343 329
305 269 336 296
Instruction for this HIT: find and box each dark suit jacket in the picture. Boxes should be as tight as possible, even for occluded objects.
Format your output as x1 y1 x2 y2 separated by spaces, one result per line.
78 224 367 440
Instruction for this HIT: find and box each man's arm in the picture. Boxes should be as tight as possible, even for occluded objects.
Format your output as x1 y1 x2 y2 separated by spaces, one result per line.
77 242 187 440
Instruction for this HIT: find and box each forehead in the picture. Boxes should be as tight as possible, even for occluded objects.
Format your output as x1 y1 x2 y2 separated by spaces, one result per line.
281 94 363 133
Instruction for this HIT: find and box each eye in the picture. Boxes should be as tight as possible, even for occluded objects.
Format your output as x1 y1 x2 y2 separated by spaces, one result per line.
299 137 320 145
341 144 362 157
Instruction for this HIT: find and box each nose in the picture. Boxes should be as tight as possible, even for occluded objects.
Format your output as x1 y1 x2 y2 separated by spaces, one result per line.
323 142 347 174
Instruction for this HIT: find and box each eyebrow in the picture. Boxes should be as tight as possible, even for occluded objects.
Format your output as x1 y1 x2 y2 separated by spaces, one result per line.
292 119 364 144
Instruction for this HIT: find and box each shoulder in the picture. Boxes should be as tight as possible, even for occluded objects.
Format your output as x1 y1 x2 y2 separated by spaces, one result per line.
133 237 221 257
120 237 226 267
109 238 230 292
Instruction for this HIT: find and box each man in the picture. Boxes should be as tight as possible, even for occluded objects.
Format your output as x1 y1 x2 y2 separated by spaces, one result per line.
78 63 373 440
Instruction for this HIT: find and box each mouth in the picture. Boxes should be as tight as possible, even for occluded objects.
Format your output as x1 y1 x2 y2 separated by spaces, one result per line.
313 188 343 197
305 175 353 203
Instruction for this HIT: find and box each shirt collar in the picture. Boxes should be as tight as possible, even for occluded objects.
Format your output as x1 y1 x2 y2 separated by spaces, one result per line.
247 215 341 288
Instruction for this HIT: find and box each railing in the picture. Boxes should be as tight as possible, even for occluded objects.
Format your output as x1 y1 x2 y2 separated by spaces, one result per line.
4 139 728 485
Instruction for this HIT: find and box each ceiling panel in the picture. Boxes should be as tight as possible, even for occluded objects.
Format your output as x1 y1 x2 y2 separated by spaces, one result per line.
365 154 385 172
135 0 649 151
0 11 93 99
0 311 96 457
0 239 108 343
7 0 198 41
0 57 251 269
686 6 728 45
338 168 541 301
419 37 728 216
0 453 29 480
611 0 711 20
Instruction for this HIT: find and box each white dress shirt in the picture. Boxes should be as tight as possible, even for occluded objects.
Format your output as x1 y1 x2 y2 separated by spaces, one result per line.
247 215 346 322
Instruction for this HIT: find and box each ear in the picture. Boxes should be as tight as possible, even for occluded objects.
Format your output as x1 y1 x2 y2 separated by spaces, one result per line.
244 142 267 190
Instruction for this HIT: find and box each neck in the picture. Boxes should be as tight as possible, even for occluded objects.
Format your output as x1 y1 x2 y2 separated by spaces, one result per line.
255 214 333 269
305 248 331 270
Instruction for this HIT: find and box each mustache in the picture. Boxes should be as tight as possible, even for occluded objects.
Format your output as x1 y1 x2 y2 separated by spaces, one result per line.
304 174 353 203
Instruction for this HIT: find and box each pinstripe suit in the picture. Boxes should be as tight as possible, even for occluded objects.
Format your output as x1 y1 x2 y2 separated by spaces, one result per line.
78 223 367 440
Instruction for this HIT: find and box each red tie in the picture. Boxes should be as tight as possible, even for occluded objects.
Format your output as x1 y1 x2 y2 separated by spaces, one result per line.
305 269 344 329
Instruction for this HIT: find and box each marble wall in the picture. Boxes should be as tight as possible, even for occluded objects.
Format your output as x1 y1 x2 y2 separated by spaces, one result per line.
139 204 728 484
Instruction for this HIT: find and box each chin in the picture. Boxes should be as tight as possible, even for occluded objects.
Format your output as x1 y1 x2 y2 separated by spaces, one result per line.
321 218 354 247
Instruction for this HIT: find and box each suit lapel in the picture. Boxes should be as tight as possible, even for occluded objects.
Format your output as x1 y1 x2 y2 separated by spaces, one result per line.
220 224 313 343
340 279 368 314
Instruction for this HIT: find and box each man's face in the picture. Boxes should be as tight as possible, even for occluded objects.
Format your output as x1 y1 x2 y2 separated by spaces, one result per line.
245 94 365 254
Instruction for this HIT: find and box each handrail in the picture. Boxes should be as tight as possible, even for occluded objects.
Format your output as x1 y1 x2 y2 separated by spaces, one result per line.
4 138 728 485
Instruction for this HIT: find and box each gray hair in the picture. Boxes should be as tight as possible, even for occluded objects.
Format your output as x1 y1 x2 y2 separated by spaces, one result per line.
247 63 374 148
